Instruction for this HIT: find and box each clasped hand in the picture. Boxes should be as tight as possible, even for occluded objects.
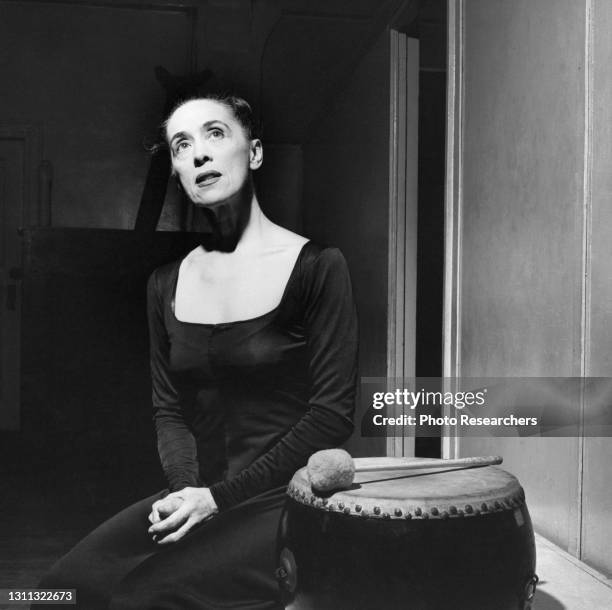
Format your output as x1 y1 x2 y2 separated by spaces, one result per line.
148 487 218 545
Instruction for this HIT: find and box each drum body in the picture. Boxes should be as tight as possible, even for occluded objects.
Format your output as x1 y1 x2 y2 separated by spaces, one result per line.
277 458 537 610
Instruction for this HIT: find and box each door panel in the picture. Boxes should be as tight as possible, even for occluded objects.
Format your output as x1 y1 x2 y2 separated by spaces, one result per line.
445 0 587 554
0 140 25 430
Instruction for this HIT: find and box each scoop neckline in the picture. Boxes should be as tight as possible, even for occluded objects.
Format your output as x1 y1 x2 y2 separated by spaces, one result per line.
170 240 311 327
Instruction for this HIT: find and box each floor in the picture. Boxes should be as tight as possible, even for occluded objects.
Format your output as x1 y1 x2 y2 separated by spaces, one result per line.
534 534 612 610
0 462 160 596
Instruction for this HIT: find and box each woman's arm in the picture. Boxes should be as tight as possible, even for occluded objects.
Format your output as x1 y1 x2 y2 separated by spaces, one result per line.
208 246 359 511
147 269 201 492
147 269 220 543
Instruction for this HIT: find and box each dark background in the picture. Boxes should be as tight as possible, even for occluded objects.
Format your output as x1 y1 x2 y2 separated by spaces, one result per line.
0 0 446 587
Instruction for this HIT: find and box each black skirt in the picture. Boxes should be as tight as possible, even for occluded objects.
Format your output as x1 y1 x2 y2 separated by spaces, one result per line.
39 487 286 609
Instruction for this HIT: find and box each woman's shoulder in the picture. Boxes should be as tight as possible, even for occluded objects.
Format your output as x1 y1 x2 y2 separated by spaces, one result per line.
264 224 308 251
147 258 181 297
294 242 351 295
266 223 346 263
301 241 347 262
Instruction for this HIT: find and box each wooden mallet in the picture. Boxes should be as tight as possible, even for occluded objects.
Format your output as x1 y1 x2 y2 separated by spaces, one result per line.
307 449 503 494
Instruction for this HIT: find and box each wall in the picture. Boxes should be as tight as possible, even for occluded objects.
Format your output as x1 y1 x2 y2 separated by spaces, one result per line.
446 0 612 575
0 1 305 232
580 0 612 574
303 32 391 457
0 0 399 231
255 144 303 233
1 1 193 229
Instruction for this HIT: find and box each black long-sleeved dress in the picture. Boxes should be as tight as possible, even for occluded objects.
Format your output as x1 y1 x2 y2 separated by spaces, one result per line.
40 241 359 609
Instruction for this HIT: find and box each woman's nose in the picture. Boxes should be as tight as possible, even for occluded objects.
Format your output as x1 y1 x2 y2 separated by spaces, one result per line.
192 140 211 167
193 153 211 167
193 151 211 167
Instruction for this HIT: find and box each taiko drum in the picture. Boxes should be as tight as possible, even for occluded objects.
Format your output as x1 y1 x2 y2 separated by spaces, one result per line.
276 457 538 610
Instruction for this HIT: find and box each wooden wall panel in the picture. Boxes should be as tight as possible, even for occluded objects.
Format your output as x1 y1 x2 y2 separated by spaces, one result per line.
449 0 587 553
460 0 585 379
581 0 612 576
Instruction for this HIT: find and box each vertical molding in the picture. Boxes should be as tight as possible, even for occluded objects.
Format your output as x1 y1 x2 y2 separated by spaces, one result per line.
386 31 418 458
576 0 594 560
442 0 464 459
403 36 419 457
398 31 410 458
387 29 406 457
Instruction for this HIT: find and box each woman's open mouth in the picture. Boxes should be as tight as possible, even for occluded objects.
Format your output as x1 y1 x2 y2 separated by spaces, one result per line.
195 171 222 187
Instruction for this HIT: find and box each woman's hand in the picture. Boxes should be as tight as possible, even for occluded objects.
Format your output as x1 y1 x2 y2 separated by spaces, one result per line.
148 494 184 525
147 487 218 545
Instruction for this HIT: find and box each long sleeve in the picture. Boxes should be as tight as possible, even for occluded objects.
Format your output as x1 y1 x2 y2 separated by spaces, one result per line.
209 247 358 510
147 269 201 492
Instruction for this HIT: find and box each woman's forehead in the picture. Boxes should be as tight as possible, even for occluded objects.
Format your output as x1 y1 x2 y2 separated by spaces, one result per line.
166 99 236 137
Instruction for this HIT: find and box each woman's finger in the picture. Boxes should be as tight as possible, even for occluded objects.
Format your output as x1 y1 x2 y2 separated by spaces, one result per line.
148 504 189 535
156 516 196 545
149 504 161 524
148 510 161 524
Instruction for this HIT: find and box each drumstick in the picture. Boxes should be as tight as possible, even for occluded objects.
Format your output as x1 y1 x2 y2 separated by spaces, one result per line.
355 455 502 474
307 450 503 494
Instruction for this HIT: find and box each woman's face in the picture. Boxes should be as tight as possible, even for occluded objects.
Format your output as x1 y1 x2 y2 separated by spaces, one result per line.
166 99 262 206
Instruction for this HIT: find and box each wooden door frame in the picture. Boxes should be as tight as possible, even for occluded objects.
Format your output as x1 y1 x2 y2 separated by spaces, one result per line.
441 0 463 459
386 30 419 457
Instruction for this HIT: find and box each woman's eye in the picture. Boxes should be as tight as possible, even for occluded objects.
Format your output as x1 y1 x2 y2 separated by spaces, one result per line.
209 129 224 139
173 141 191 155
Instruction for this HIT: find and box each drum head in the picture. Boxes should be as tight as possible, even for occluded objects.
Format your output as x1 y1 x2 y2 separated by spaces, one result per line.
288 457 525 519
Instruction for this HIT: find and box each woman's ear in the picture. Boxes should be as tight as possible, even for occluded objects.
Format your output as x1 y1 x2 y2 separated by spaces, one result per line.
249 139 263 170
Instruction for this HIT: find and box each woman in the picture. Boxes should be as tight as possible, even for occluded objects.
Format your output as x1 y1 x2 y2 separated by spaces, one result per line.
40 94 358 609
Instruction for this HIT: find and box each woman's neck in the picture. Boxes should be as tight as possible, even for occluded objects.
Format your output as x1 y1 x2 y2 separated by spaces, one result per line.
193 180 270 253
232 196 270 252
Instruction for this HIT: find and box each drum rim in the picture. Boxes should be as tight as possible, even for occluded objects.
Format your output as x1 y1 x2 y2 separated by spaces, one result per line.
287 458 527 520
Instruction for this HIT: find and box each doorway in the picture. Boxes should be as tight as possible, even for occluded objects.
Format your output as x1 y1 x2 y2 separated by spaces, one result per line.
0 125 42 431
